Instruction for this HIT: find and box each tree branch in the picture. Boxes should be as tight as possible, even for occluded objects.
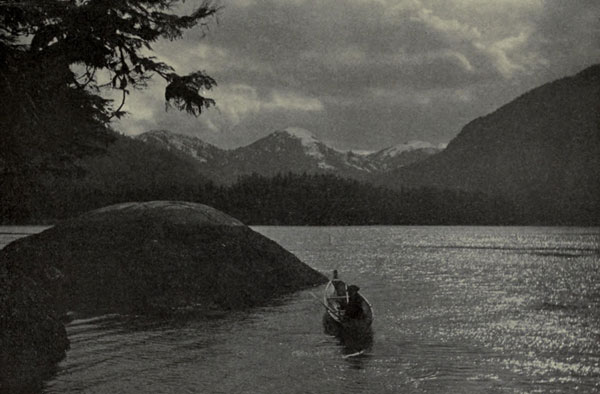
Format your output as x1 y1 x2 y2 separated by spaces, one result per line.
108 88 127 120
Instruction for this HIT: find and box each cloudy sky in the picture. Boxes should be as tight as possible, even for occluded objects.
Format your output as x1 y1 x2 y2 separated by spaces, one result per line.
114 0 599 151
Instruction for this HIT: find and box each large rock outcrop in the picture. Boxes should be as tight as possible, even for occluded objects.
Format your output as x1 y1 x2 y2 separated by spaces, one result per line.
0 201 327 392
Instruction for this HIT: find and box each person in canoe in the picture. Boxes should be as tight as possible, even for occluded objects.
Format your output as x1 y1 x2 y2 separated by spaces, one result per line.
344 285 365 320
331 270 348 308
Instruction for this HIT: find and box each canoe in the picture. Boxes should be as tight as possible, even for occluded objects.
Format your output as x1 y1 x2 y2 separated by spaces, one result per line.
323 281 373 329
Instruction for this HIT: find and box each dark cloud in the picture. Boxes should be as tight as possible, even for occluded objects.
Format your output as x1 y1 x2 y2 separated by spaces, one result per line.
114 0 600 151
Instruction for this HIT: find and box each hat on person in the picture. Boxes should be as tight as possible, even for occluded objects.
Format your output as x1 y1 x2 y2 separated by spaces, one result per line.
347 285 360 293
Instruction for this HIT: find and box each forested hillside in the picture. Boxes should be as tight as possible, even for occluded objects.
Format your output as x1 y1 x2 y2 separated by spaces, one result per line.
382 65 600 225
214 173 518 225
2 166 518 225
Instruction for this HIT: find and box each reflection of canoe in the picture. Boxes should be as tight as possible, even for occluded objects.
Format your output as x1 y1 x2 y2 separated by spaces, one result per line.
323 281 373 329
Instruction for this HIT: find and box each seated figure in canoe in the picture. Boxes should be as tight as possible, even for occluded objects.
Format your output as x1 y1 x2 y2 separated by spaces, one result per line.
344 285 364 320
331 269 348 308
324 270 373 327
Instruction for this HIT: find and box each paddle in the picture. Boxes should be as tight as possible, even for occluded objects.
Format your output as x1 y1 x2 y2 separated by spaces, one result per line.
309 292 342 320
342 350 365 359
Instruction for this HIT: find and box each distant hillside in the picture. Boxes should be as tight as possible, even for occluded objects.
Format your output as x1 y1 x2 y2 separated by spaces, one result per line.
136 129 226 181
1 135 208 223
2 128 508 226
214 173 517 226
137 129 226 164
381 64 600 224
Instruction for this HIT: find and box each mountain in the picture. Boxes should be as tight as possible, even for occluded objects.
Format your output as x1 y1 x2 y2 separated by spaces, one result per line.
136 129 227 180
367 141 444 171
137 129 225 164
225 127 373 181
134 128 441 183
223 129 442 181
381 64 600 224
75 135 209 192
1 134 210 223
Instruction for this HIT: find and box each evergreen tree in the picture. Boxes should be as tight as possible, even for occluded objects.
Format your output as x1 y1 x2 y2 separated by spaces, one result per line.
0 0 219 175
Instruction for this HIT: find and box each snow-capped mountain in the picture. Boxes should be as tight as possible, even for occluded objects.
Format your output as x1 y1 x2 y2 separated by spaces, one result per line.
135 128 441 184
136 129 225 164
226 128 375 180
373 141 443 157
233 128 337 170
367 141 444 171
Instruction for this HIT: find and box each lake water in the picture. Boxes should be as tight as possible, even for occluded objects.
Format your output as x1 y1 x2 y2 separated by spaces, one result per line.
2 226 599 393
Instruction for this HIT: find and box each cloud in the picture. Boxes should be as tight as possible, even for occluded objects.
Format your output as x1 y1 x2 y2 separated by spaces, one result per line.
113 0 599 150
406 2 551 79
205 84 323 126
475 31 550 78
116 82 323 136
263 90 324 112
411 7 482 43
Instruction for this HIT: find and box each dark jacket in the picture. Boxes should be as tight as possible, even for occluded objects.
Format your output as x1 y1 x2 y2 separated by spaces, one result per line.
345 292 364 319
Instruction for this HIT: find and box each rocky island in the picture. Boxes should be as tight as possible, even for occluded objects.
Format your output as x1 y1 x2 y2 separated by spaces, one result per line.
0 201 326 392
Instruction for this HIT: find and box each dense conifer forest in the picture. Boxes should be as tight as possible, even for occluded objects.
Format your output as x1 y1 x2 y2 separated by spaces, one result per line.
2 161 518 226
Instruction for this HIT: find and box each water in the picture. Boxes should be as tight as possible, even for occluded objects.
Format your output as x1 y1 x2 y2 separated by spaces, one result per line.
2 226 599 393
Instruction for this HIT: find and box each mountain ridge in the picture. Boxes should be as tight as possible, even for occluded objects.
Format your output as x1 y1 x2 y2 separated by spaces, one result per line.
380 63 600 224
135 128 442 183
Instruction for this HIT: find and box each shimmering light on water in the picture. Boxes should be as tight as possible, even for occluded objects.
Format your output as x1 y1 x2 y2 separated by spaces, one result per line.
2 226 598 393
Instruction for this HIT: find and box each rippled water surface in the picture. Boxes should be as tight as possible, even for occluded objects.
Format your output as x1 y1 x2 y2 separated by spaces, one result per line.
2 226 599 393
